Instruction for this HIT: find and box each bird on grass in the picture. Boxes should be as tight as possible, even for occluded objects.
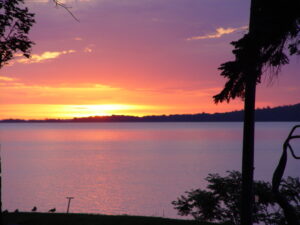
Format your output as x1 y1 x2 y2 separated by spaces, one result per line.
14 209 19 213
48 208 56 213
31 206 37 212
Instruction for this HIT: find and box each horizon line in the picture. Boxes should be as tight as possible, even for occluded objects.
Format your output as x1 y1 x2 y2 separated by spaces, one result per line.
1 102 298 121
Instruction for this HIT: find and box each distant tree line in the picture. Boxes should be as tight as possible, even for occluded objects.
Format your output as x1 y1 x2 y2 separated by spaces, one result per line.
1 103 300 123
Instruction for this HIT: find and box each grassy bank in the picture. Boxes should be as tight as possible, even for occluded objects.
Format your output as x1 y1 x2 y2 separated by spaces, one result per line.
4 212 218 225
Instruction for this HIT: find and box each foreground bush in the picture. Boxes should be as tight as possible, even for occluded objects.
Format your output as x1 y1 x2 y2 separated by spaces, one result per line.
172 171 300 224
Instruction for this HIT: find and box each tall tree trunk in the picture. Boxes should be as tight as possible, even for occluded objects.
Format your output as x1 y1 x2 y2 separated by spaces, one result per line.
240 1 259 224
241 75 256 225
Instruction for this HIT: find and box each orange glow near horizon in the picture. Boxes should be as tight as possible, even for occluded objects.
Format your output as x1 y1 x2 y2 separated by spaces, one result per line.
0 102 250 120
0 80 291 120
0 104 163 119
60 104 156 118
0 81 250 119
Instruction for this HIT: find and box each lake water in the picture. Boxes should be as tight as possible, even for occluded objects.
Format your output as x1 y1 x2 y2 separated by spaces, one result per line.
1 122 299 218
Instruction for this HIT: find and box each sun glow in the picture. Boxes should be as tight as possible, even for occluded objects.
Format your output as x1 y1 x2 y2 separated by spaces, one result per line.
0 104 155 119
62 104 148 118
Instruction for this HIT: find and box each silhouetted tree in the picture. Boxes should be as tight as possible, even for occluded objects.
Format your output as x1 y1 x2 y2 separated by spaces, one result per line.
0 0 77 69
272 125 300 225
0 0 35 68
213 1 300 225
173 171 300 224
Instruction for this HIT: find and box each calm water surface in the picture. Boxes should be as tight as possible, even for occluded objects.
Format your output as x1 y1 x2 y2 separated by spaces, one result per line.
1 122 299 218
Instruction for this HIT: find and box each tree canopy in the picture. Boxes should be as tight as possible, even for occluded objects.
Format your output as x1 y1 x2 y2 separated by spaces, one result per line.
214 0 300 103
172 171 300 224
0 0 35 68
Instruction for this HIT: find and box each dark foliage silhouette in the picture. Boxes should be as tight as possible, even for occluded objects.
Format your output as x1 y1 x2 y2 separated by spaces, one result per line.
0 0 77 69
213 1 300 224
272 125 300 225
0 0 35 68
172 171 300 225
214 0 300 103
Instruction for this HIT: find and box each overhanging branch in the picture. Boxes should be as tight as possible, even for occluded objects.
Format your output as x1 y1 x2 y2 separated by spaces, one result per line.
53 0 80 22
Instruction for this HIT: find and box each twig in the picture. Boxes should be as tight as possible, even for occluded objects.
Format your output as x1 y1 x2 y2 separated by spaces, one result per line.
53 0 80 22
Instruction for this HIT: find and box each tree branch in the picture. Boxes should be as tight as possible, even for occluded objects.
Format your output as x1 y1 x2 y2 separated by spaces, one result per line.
52 0 80 22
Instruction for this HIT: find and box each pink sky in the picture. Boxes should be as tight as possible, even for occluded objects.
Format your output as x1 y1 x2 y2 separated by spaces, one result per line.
0 0 299 119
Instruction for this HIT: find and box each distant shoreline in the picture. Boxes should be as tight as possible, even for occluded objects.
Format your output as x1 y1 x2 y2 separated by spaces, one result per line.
1 103 300 123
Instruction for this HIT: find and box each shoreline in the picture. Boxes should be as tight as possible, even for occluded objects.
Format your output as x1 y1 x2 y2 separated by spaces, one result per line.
3 212 217 225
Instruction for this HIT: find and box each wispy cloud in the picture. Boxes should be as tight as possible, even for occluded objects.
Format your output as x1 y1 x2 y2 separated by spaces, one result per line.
16 50 76 64
187 26 248 41
0 76 16 81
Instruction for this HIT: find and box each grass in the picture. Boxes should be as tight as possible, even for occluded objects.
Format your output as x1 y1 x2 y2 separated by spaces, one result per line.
4 212 219 225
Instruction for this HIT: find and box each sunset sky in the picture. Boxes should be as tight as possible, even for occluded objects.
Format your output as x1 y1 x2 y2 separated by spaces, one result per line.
1 0 299 119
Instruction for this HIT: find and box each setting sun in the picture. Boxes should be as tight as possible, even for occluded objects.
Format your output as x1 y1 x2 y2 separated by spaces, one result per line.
60 104 151 118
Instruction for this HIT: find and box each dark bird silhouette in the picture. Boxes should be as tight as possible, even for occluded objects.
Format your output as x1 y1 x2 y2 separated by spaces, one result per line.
3 209 8 214
14 209 19 213
31 206 37 212
48 208 56 213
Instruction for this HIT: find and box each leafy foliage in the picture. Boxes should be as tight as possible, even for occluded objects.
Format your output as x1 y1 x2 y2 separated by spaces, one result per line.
0 0 35 68
172 171 300 224
214 0 300 103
